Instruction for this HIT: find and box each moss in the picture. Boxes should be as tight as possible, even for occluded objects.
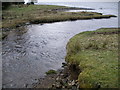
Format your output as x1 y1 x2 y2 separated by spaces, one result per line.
66 28 119 88
46 70 57 75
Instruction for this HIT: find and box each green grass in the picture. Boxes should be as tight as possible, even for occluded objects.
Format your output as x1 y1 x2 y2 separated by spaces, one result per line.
66 28 119 88
2 5 68 28
1 5 117 40
2 5 116 29
46 70 57 75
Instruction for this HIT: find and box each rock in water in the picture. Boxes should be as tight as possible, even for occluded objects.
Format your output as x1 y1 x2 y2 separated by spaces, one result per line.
15 45 22 48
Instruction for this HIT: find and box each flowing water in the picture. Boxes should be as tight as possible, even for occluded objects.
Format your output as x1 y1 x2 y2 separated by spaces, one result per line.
2 2 118 88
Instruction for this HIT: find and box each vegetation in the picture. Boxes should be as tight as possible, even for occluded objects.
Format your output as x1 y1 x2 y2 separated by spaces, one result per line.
46 70 57 75
2 5 116 29
1 5 117 39
2 2 24 10
66 28 119 88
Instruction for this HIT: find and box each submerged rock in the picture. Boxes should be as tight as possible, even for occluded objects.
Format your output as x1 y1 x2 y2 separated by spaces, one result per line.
15 45 22 48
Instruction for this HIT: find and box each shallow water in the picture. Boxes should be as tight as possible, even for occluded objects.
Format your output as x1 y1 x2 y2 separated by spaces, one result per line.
2 2 118 88
38 2 118 14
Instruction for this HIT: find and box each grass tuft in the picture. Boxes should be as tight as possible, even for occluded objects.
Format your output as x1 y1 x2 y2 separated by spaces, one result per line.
46 70 57 75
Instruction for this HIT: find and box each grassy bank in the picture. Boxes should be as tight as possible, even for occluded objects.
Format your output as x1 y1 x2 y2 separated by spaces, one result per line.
2 5 116 29
1 5 117 39
66 28 119 88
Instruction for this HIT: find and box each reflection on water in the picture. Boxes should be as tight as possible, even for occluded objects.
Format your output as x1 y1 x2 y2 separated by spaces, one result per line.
2 17 118 88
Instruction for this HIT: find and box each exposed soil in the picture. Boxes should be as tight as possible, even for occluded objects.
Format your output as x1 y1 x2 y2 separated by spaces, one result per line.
32 63 80 89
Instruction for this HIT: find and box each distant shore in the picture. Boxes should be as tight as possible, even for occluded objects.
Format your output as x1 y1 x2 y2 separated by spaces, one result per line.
1 4 116 39
2 5 95 29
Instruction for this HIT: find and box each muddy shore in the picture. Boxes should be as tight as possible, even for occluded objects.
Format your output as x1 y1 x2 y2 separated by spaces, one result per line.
32 63 80 89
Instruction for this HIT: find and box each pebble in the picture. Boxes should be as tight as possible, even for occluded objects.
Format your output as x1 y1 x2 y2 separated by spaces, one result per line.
62 62 67 67
15 45 22 48
56 77 60 81
52 84 55 87
26 22 30 25
71 80 75 86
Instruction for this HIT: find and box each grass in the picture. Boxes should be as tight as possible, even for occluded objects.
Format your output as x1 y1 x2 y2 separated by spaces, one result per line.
1 5 116 39
46 70 57 75
2 5 116 29
65 28 119 88
2 5 68 28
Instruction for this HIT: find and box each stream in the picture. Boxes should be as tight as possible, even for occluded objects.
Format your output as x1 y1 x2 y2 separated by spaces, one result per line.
2 3 118 88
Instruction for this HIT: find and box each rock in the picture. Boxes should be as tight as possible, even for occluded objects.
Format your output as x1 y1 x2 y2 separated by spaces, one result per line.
16 25 21 27
56 84 62 89
64 85 68 89
62 62 67 67
68 82 72 86
56 76 61 81
71 80 76 86
25 84 28 88
15 45 22 48
62 86 65 88
60 80 64 85
71 85 77 90
67 85 72 89
60 73 64 77
52 84 55 88
23 84 28 88
75 80 78 83
26 22 30 25
62 79 68 83
77 84 80 89
40 23 43 25
62 74 69 78
32 62 80 89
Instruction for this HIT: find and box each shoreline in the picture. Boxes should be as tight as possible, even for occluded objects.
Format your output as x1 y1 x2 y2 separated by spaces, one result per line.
65 28 119 88
33 63 80 89
1 4 116 39
2 5 94 29
33 28 119 89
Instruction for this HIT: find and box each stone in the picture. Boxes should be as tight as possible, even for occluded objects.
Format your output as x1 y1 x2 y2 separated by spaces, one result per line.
62 74 69 78
56 77 60 81
62 62 67 67
60 80 64 85
15 45 22 48
26 22 30 25
56 84 62 89
71 85 77 90
68 82 72 86
52 84 55 87
62 79 68 83
71 80 75 86
77 84 80 89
